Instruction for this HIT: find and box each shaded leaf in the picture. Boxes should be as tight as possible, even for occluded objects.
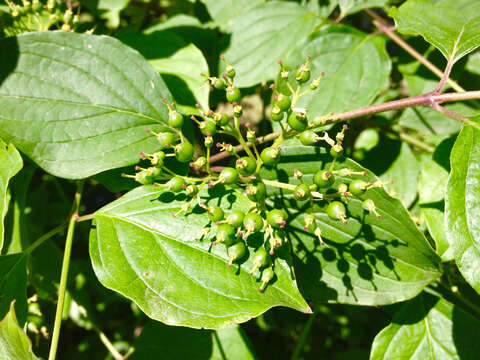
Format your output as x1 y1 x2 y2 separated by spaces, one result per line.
117 30 209 114
0 31 174 179
0 141 22 252
261 141 441 305
466 51 480 75
339 0 389 16
370 294 480 359
446 121 480 292
296 26 391 118
0 253 28 327
390 0 480 63
90 186 310 329
223 1 320 88
0 302 39 360
133 322 256 359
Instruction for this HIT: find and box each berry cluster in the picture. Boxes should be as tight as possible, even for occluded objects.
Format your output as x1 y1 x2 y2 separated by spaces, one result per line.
123 56 391 292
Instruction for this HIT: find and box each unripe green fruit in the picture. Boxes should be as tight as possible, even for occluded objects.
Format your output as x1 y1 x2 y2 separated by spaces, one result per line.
299 130 318 146
327 201 346 221
249 247 270 275
294 183 310 201
136 170 153 185
363 199 375 211
270 106 284 122
227 210 245 228
168 176 185 192
209 206 225 222
200 119 217 136
313 170 334 188
146 166 162 179
275 94 291 111
243 213 264 233
261 147 280 167
259 267 275 292
266 209 287 228
227 241 246 266
287 112 308 132
226 66 236 79
175 142 194 163
169 111 184 128
330 146 343 157
246 182 267 202
185 184 198 196
214 78 226 90
236 157 256 176
349 180 368 196
296 69 310 83
216 224 237 246
156 132 176 149
219 113 230 126
220 167 239 184
226 87 241 103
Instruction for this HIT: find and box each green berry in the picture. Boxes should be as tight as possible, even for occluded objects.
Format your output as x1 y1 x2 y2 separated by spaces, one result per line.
209 206 224 222
243 213 264 233
249 247 270 275
200 119 217 136
362 199 381 219
227 241 246 267
259 267 274 292
226 87 241 103
218 113 230 126
275 94 291 111
266 209 287 228
136 170 153 185
294 183 310 201
295 69 310 83
226 65 236 79
168 176 185 192
216 224 237 246
220 167 239 184
327 201 347 224
270 106 284 122
214 78 226 90
146 166 162 179
175 142 194 163
299 130 318 146
287 112 308 132
330 146 343 157
349 180 368 196
236 157 256 176
313 170 334 188
246 182 267 202
156 132 176 149
261 147 280 167
185 184 198 196
227 210 245 228
169 111 184 128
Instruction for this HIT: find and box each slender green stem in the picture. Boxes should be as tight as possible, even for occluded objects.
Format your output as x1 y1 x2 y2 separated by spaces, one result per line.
262 179 324 199
76 213 95 223
206 146 211 174
24 223 68 255
290 312 317 360
395 132 435 153
234 116 256 161
48 180 85 360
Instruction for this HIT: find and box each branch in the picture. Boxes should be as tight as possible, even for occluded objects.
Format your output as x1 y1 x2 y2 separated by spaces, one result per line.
209 90 480 163
365 9 466 93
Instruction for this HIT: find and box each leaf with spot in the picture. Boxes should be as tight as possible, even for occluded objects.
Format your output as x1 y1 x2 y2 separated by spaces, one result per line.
90 186 310 329
260 140 441 305
370 294 480 359
390 0 480 63
0 31 174 179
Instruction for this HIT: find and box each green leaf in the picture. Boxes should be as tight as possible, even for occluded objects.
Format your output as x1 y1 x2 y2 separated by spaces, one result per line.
466 51 480 75
0 141 22 252
223 1 320 88
296 26 391 118
399 103 478 137
339 0 389 16
117 30 209 114
0 253 28 327
204 0 265 30
97 0 130 28
0 302 39 360
390 0 480 63
261 141 441 305
446 121 480 292
90 186 310 329
419 138 454 261
0 31 174 180
370 294 480 359
380 143 420 208
133 322 256 359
